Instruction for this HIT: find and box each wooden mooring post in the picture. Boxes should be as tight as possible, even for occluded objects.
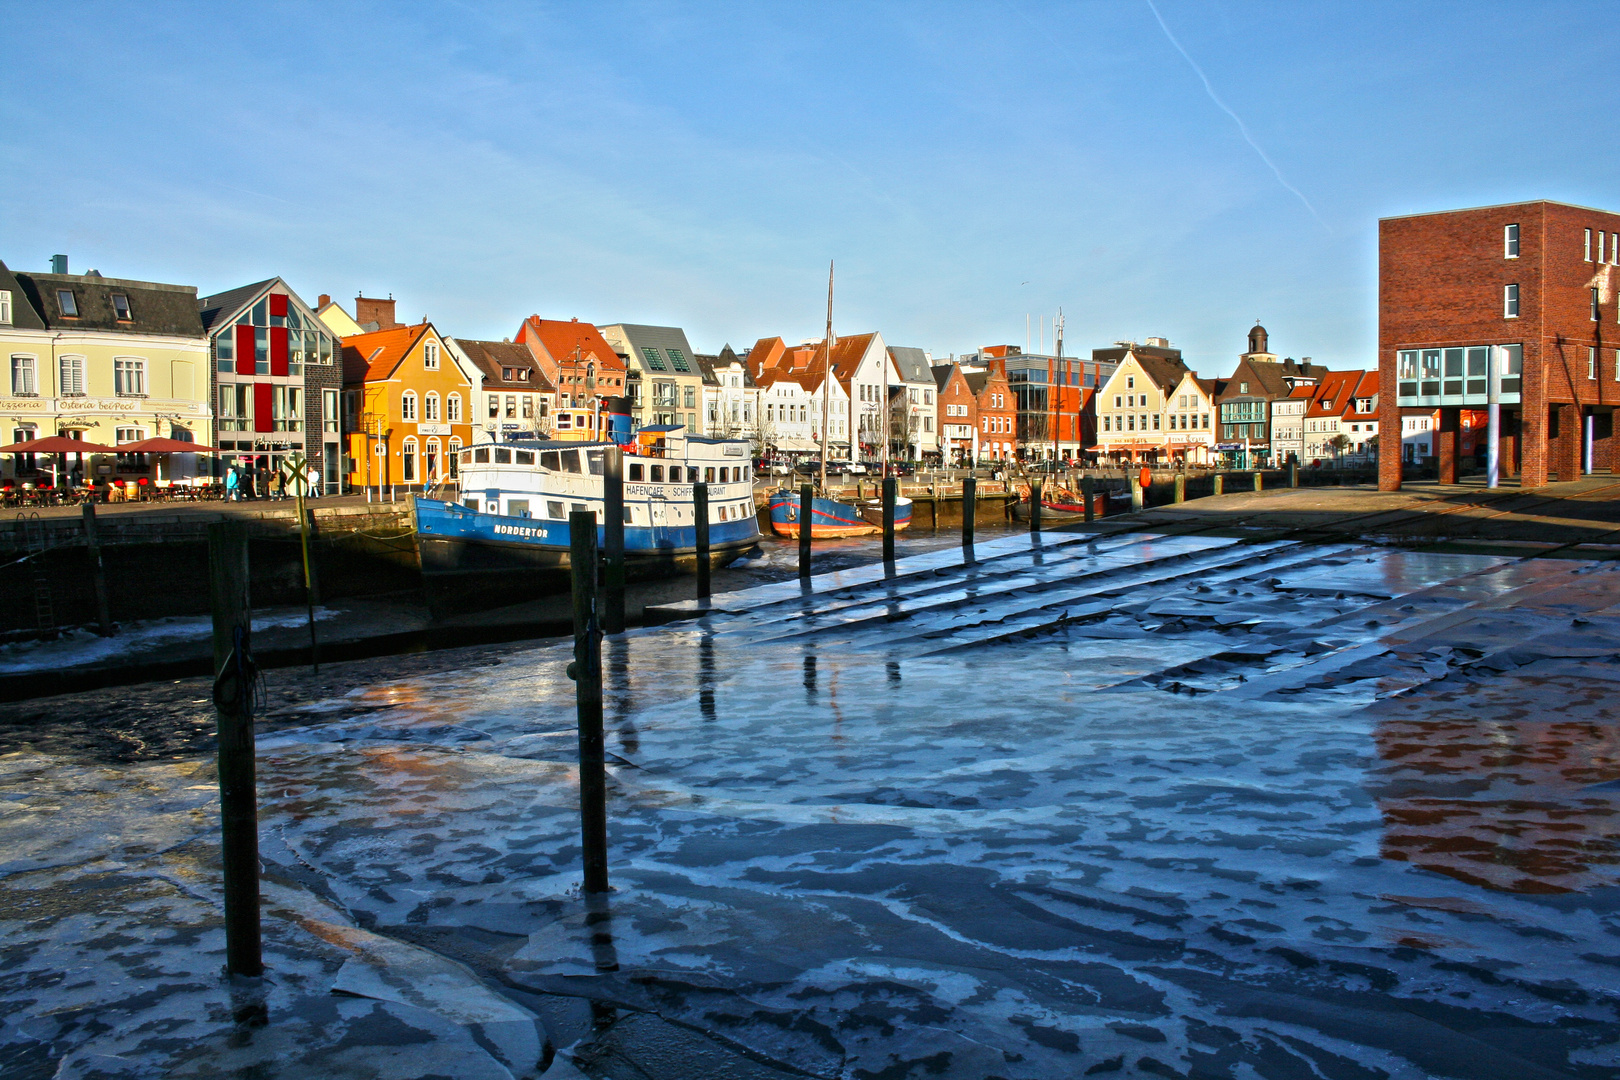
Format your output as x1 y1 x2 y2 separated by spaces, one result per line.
297 500 320 675
81 503 113 637
1290 462 1299 489
1029 478 1042 533
1214 472 1225 496
208 521 262 977
694 481 711 599
569 512 609 895
1254 470 1264 492
882 476 897 563
961 476 976 552
799 483 813 581
1130 475 1144 512
603 448 626 634
1174 475 1186 504
1082 475 1095 523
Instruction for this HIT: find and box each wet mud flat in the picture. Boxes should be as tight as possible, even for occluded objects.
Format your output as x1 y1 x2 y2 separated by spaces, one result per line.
2 530 1619 1078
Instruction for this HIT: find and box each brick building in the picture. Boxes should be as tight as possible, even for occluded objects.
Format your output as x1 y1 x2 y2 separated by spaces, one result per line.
1379 200 1620 489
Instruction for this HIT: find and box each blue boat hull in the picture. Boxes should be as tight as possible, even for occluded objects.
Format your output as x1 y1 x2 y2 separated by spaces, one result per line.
413 496 761 576
767 491 913 538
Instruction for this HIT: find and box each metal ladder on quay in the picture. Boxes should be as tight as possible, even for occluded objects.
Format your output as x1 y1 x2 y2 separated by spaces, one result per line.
16 512 58 639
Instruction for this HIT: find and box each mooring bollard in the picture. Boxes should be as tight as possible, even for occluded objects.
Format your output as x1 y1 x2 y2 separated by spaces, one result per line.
1214 472 1224 496
1289 462 1299 489
602 449 626 634
1130 475 1144 512
1254 470 1263 492
569 511 609 895
1174 475 1185 504
799 483 813 581
208 521 262 977
1030 479 1043 533
1082 475 1095 523
694 481 711 599
882 476 897 563
81 502 112 637
962 475 976 552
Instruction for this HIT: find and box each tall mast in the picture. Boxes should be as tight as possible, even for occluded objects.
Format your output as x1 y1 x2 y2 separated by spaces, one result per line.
1054 308 1065 462
819 260 833 493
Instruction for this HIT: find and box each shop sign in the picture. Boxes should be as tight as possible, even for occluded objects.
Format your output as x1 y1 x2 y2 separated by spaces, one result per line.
418 422 451 436
0 398 54 413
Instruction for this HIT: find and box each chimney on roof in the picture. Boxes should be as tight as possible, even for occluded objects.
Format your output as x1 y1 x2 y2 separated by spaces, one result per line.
354 295 399 330
50 255 66 274
318 294 330 308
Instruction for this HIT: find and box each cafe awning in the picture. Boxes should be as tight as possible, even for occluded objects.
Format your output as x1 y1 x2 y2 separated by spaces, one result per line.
0 436 119 454
116 437 220 454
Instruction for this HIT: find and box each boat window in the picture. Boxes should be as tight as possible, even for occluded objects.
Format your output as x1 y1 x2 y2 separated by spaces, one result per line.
741 465 749 481
494 448 512 464
507 499 530 518
464 497 479 511
559 450 583 474
571 503 588 518
629 463 644 481
547 500 565 519
720 467 730 483
515 450 535 465
586 450 604 475
651 465 664 482
705 467 715 482
473 447 489 463
541 451 560 471
689 467 701 483
622 507 632 524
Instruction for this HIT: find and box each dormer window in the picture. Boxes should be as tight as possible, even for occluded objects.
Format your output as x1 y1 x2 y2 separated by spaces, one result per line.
0 291 11 324
112 293 132 321
57 290 78 317
502 367 514 380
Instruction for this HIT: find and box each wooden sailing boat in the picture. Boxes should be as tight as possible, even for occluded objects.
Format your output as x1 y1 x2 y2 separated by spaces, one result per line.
768 262 913 538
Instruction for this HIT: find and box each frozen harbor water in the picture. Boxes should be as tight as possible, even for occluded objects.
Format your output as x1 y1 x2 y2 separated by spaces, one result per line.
2 529 1619 1078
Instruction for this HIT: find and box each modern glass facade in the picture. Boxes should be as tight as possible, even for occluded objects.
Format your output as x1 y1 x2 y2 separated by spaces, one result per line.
1395 344 1521 408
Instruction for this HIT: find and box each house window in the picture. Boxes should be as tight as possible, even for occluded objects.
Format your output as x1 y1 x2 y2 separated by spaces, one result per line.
667 347 692 373
424 392 440 421
11 355 36 395
1590 347 1598 380
488 395 499 418
423 342 439 369
447 394 461 421
112 293 132 321
59 354 84 396
1504 223 1519 258
1239 382 1248 393
1593 288 1601 321
323 389 339 433
1114 396 1121 408
506 394 517 418
402 438 417 483
115 427 147 472
57 289 78 317
1602 232 1609 263
0 290 10 324
114 356 146 396
642 347 667 371
1504 284 1520 318
1586 228 1593 261
522 397 534 419
425 438 440 482
1126 376 1134 389
401 391 417 420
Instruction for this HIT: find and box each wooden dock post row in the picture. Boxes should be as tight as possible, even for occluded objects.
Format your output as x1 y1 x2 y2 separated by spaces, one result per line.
1029 479 1042 533
1130 475 1144 512
962 476 976 552
799 483 813 581
208 520 262 978
1174 475 1186 504
569 512 609 895
882 476 897 563
694 481 711 599
81 502 113 637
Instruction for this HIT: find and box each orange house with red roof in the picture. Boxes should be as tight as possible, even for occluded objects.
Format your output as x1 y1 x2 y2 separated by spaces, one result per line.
342 321 473 494
515 316 628 412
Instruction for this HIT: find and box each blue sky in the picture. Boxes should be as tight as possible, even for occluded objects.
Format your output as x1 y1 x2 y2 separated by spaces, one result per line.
3 2 1616 376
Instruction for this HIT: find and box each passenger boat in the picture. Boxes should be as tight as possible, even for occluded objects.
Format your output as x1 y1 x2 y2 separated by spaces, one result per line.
413 428 761 578
767 489 913 538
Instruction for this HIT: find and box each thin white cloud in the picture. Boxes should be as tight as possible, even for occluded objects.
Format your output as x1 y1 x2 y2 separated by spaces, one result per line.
1145 0 1327 231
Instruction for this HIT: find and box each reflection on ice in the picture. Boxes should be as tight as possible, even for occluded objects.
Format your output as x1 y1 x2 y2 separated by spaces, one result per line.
3 533 1620 1077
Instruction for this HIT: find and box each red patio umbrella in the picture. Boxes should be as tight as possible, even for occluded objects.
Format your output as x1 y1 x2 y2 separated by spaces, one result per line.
115 437 220 454
0 435 119 454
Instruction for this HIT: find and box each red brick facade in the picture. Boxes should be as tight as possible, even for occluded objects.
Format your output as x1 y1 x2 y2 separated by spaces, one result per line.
1379 200 1620 489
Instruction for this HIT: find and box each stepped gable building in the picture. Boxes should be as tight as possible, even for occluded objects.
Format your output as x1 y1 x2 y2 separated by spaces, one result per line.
3 256 211 486
446 337 554 442
964 362 1017 460
933 363 978 463
515 317 626 418
199 278 343 492
1379 200 1620 488
1214 324 1328 466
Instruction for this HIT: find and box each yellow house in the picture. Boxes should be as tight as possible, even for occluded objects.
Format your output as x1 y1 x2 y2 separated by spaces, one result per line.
1 258 210 484
342 321 473 494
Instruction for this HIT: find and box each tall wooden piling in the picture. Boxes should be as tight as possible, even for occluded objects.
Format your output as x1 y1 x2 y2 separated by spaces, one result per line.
1214 472 1225 496
962 476 976 551
1082 475 1095 523
569 511 609 895
602 449 626 634
81 503 112 637
1029 479 1042 533
1289 462 1299 489
693 481 711 599
882 476 897 563
1174 475 1185 504
297 503 320 674
1254 470 1263 492
208 521 262 977
798 484 813 581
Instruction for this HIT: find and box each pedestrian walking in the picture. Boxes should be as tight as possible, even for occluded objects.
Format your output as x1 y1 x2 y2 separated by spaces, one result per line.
225 466 239 501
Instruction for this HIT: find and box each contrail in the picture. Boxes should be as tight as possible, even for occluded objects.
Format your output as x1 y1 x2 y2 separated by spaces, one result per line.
1145 0 1326 230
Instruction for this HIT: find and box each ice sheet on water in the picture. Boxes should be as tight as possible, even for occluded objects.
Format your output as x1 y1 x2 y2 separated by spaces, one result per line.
4 538 1620 1077
0 606 337 674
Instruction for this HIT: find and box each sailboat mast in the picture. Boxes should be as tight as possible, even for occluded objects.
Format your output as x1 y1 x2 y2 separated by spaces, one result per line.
819 260 833 493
